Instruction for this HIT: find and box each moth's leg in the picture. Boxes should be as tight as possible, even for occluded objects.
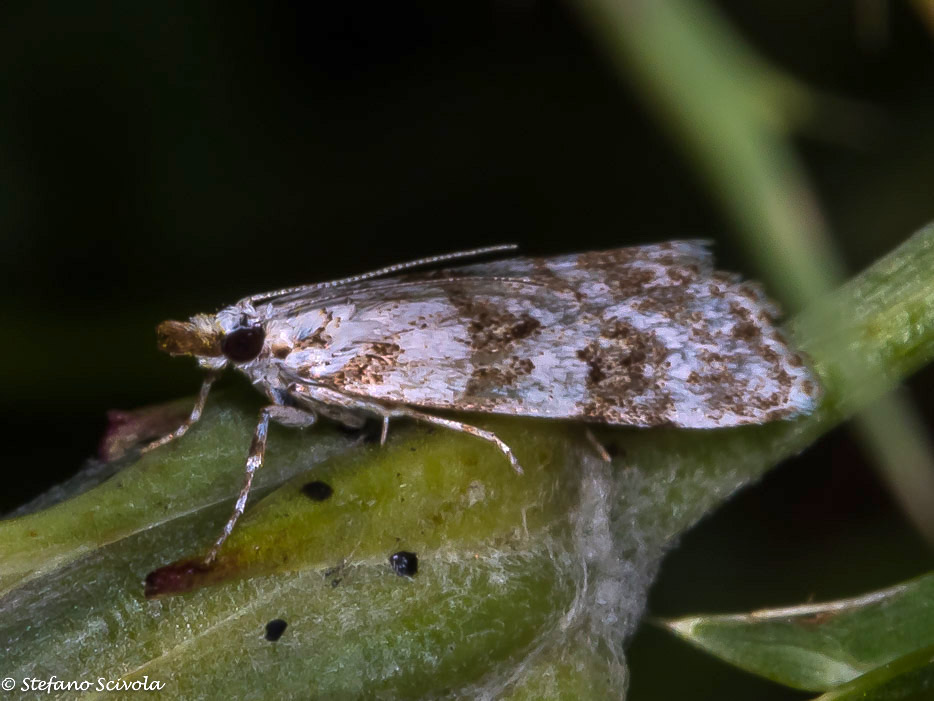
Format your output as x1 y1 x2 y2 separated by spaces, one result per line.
141 373 218 454
387 406 524 475
204 404 317 564
286 383 369 429
584 427 612 463
380 416 390 446
265 404 321 428
316 404 367 429
286 382 523 473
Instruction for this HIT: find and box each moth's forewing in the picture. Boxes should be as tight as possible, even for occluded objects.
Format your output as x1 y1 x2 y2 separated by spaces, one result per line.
257 242 819 429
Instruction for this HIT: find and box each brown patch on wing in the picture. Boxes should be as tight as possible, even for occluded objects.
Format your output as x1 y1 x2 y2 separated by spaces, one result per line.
574 250 708 302
448 293 542 353
573 248 640 269
688 343 799 423
464 355 536 397
271 343 292 359
731 321 761 341
295 311 334 349
689 351 759 421
577 321 674 425
331 342 402 387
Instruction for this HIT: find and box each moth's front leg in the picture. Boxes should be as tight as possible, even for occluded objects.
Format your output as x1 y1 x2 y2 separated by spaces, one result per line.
141 373 219 454
205 403 317 564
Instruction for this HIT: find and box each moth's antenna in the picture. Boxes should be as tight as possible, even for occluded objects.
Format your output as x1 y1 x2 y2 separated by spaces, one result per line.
250 244 519 302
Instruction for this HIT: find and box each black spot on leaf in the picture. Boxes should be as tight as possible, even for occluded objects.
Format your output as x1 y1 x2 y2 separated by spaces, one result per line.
389 551 418 577
301 480 333 501
265 619 288 641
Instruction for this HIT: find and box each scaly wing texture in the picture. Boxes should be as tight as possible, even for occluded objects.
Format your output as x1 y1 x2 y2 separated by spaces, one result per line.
269 242 819 428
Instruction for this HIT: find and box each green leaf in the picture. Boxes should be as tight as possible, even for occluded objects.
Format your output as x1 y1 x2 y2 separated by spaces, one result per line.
0 386 355 597
2 223 934 697
815 644 934 701
662 573 934 692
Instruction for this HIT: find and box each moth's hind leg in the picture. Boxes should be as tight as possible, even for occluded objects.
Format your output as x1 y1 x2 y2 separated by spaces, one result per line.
387 406 524 475
286 382 524 474
205 404 317 564
286 382 378 436
584 427 613 463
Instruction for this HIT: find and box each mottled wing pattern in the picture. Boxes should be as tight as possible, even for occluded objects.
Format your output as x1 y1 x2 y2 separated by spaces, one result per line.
266 242 819 428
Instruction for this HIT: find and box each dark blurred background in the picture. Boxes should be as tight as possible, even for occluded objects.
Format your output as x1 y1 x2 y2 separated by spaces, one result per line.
2 2 934 698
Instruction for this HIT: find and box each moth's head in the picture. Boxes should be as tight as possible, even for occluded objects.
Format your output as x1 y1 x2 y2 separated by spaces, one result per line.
156 308 266 370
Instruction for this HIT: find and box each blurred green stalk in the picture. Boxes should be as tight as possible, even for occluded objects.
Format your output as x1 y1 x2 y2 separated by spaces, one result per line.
570 0 934 543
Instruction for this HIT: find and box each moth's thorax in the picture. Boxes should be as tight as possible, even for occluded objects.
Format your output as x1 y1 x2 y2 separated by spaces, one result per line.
229 305 346 392
215 301 261 333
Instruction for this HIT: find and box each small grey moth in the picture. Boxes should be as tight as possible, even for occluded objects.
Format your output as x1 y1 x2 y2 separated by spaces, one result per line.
146 242 820 564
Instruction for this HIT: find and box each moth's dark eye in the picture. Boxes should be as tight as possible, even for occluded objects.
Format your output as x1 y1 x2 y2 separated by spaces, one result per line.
221 326 265 363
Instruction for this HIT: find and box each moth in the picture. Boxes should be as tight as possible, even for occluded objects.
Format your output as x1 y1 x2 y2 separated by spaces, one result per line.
147 242 819 562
